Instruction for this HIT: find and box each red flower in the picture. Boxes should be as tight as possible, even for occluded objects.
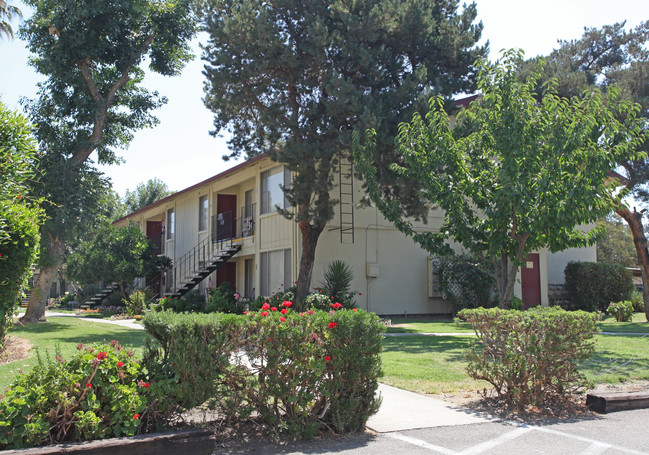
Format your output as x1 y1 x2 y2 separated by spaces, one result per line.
96 351 108 360
261 311 269 316
262 302 270 310
133 414 141 420
143 382 150 388
282 301 292 308
243 311 249 314
279 317 286 322
328 322 338 329
307 310 314 315
324 355 331 362
280 308 288 314
117 361 124 367
270 307 278 312
352 308 358 312
300 312 306 317
332 302 342 309
358 292 362 295
87 383 92 388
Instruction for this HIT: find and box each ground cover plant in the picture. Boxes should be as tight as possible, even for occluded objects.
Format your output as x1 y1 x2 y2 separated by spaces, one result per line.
0 317 148 391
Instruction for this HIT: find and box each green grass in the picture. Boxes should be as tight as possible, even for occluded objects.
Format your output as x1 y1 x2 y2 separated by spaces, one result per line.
1 317 148 391
385 313 649 334
381 333 649 395
597 312 649 333
386 318 473 334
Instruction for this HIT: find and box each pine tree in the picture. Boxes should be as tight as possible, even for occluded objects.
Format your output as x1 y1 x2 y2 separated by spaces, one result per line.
201 0 486 306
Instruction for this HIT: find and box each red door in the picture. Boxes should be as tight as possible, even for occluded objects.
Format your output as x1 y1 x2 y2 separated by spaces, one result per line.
217 194 237 239
521 253 541 309
217 262 236 289
146 221 163 255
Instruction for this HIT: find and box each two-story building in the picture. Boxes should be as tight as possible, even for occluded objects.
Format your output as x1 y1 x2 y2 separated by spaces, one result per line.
114 155 595 315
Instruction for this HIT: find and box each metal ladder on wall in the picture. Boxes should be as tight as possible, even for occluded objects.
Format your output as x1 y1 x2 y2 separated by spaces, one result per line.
338 155 355 244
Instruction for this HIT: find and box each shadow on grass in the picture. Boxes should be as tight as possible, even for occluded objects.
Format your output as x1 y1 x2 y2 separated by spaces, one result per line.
580 338 649 381
382 335 475 362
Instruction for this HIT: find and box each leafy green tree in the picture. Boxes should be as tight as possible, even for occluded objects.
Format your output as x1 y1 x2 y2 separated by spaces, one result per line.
0 0 22 39
201 0 486 306
596 215 639 268
522 21 649 319
66 223 171 299
0 102 43 350
355 51 647 308
19 0 196 323
124 178 172 213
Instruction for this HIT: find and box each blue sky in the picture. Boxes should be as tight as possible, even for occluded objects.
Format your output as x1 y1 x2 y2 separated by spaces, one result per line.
1 0 648 197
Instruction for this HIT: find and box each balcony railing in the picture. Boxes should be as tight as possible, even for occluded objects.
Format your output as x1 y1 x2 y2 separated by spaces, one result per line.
211 204 256 241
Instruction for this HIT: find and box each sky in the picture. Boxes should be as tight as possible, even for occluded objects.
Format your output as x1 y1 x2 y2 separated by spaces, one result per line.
1 1 648 197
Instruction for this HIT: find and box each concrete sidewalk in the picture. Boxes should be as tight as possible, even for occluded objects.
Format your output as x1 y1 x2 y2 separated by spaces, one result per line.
367 384 494 433
39 310 145 330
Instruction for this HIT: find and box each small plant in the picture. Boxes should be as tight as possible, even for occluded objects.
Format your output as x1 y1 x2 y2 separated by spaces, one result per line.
124 289 155 316
509 296 523 310
0 341 179 449
630 290 644 313
608 300 634 322
205 282 240 313
320 260 355 304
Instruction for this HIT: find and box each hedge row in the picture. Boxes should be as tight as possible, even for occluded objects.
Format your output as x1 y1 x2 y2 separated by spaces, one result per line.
143 307 384 437
564 261 634 312
459 307 598 412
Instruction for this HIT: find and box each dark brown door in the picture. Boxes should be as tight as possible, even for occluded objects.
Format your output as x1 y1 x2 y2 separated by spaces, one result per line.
217 194 237 239
146 221 163 255
217 262 236 289
521 253 541 309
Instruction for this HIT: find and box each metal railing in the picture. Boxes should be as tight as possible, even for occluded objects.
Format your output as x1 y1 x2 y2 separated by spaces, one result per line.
165 211 242 294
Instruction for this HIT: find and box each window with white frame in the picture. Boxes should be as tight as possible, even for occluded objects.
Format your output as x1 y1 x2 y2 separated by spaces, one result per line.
261 166 291 214
198 195 208 232
260 249 291 296
166 208 175 240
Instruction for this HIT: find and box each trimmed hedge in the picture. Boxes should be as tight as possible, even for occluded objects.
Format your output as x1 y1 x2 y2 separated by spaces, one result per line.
143 306 384 437
459 307 598 412
564 261 634 312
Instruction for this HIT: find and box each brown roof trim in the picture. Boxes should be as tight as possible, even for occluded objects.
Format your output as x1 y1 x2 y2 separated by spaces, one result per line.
607 169 629 186
455 94 479 107
113 155 264 224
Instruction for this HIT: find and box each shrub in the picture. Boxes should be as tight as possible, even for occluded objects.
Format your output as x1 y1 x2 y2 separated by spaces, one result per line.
607 300 634 322
162 289 206 313
124 289 155 316
564 261 634 312
630 290 644 313
459 307 598 412
205 282 242 313
0 341 179 450
319 260 356 305
434 255 498 313
143 306 383 437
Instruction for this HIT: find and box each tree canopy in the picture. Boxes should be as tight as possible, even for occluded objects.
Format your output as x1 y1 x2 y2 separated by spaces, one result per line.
19 0 196 322
355 51 647 307
65 223 171 299
0 0 22 39
124 178 172 213
201 0 486 305
596 215 639 268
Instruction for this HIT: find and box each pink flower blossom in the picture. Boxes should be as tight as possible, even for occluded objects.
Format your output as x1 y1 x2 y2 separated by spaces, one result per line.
117 361 124 367
332 302 342 309
325 355 331 362
270 307 278 312
279 317 286 322
262 302 270 310
261 311 269 316
280 308 288 314
328 322 338 329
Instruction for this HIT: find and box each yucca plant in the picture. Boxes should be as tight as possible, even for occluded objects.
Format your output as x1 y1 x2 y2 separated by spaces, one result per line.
320 260 355 305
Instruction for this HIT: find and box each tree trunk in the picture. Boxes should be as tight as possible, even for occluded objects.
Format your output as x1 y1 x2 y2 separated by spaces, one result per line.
499 255 519 309
616 206 649 321
294 221 324 311
20 237 65 323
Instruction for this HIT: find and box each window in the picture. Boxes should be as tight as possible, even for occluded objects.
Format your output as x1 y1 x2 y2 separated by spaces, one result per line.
166 208 175 240
260 249 291 296
198 195 208 232
261 166 291 214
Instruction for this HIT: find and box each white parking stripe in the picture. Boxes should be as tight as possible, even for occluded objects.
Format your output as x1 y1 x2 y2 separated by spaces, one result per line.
458 427 532 454
579 442 612 455
527 425 649 455
386 432 458 455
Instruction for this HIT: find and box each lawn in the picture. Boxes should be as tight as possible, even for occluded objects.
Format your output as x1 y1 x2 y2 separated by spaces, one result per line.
381 333 649 395
1 317 148 391
386 313 649 334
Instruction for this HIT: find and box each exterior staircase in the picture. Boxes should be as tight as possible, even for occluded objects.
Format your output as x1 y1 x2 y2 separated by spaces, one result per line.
164 227 242 299
84 282 120 307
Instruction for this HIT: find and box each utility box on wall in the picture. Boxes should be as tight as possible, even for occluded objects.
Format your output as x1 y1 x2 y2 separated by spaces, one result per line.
366 263 379 278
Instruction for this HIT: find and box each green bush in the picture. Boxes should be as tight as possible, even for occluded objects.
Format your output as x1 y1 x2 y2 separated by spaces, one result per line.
607 300 634 322
161 289 205 313
205 282 241 313
459 307 598 412
319 260 356 306
124 289 155 316
630 290 644 313
435 255 498 313
564 261 634 312
0 341 179 450
143 307 383 437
